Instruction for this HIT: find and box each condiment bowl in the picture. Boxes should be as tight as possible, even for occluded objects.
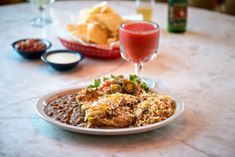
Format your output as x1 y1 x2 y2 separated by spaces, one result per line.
41 50 84 71
12 38 52 59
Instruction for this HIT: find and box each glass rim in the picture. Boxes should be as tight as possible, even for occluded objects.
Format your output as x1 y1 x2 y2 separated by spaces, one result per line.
120 20 160 34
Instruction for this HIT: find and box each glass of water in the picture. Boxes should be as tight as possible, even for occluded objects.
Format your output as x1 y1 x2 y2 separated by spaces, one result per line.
29 0 55 28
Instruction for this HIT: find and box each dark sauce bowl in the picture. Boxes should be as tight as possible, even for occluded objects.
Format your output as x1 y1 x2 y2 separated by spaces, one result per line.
41 50 84 71
12 38 52 59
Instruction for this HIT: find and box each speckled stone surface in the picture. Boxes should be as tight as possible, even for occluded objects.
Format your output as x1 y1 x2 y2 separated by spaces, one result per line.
0 1 235 157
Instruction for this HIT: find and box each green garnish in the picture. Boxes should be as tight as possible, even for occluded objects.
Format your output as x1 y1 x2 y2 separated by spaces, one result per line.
88 78 101 89
129 74 140 83
129 74 149 91
103 77 109 82
88 74 150 92
141 81 149 92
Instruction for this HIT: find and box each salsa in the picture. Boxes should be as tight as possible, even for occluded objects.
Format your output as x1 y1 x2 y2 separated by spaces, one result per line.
15 39 46 52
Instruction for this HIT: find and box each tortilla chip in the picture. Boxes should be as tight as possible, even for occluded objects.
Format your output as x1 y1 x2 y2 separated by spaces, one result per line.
96 13 123 32
87 22 108 44
80 9 97 23
67 2 123 45
107 37 117 44
100 6 115 14
67 24 89 42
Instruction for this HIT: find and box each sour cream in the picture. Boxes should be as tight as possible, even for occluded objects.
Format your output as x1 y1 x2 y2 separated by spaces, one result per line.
46 52 81 64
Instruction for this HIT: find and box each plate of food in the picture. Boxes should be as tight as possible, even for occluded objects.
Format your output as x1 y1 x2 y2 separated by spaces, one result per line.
36 75 184 135
58 2 142 59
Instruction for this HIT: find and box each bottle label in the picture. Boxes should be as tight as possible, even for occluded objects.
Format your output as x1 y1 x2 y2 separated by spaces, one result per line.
169 4 187 28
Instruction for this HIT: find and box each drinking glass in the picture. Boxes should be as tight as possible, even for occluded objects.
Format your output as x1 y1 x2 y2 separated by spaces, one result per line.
119 20 160 87
29 0 55 27
135 0 155 21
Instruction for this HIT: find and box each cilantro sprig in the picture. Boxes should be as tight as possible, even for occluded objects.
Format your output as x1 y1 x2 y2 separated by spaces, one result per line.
129 74 149 91
88 75 116 89
129 74 140 83
88 78 101 89
140 81 149 91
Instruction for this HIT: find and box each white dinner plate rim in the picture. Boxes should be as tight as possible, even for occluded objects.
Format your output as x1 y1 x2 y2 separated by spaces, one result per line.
35 86 184 135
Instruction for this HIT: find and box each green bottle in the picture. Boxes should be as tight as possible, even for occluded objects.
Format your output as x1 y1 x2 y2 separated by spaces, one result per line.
168 0 187 33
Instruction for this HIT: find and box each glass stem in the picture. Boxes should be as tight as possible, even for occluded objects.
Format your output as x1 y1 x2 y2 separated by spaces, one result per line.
39 6 45 22
134 63 143 78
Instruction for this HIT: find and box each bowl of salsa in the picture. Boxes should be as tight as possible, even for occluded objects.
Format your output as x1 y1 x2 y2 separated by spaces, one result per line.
12 38 52 59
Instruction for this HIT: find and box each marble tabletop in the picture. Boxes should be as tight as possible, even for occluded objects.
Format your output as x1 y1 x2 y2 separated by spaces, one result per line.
1 1 235 157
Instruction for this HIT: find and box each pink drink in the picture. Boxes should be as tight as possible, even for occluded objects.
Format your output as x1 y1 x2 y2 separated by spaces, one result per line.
119 21 160 63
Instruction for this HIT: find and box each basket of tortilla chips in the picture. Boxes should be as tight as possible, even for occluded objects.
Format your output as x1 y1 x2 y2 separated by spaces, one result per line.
59 2 124 59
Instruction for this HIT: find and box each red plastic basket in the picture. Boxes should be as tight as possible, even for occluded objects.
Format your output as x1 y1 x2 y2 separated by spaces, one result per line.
58 37 121 59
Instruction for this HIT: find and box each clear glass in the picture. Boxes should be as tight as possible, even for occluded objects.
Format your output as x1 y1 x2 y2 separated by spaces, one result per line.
135 0 155 21
119 21 160 87
29 0 55 28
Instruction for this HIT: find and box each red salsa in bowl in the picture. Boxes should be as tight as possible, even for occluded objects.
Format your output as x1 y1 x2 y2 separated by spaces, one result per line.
12 38 52 59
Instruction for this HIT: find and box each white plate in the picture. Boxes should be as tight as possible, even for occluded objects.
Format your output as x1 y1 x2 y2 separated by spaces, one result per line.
35 86 184 135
